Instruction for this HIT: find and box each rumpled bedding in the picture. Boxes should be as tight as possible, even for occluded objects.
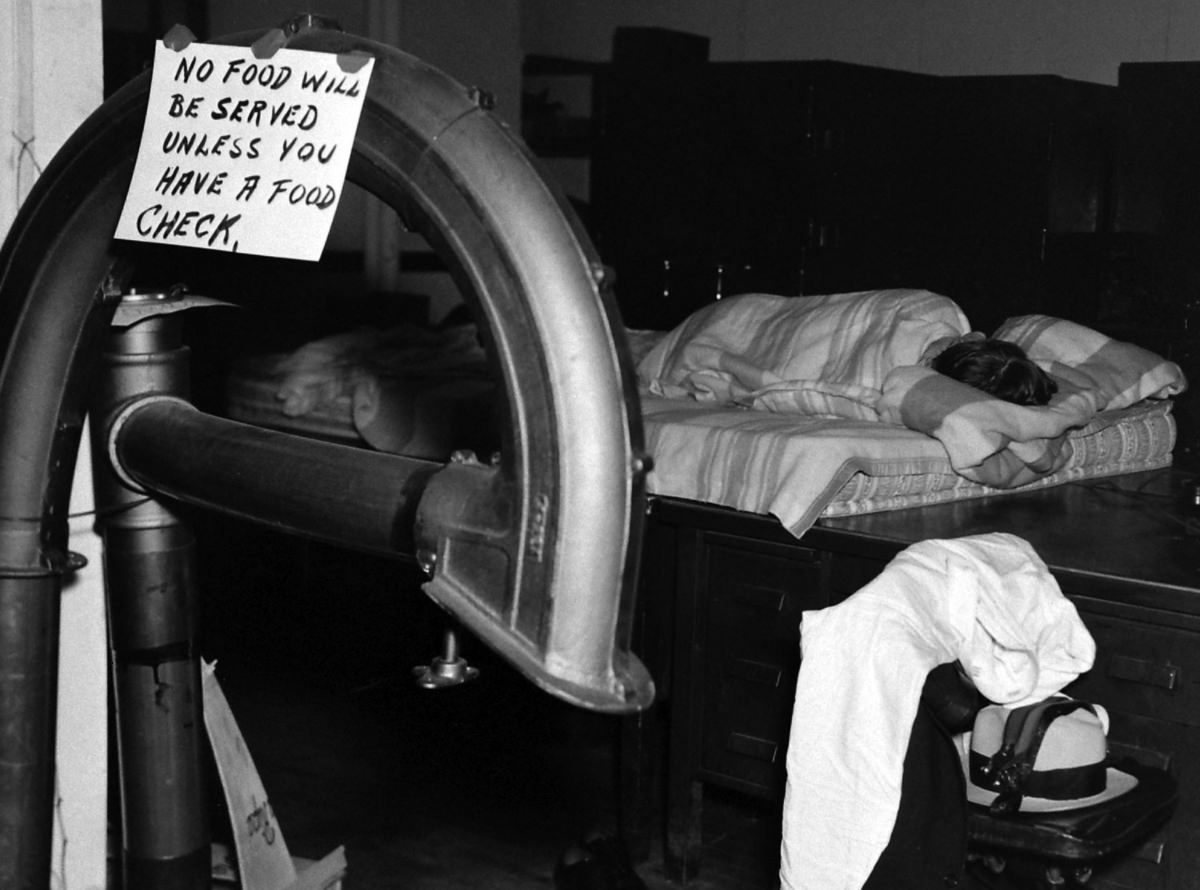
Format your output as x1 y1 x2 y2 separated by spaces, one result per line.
640 289 969 420
237 322 498 459
638 290 1187 488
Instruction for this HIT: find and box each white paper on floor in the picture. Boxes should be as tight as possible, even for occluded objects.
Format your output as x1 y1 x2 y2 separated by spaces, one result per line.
203 660 347 890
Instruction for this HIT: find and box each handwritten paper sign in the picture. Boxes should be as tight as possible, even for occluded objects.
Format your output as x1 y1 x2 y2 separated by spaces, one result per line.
115 40 374 261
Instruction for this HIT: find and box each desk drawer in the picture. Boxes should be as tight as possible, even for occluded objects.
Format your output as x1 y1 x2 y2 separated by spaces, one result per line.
1067 608 1199 728
826 551 888 603
1082 711 1193 890
697 534 822 795
699 670 796 796
701 534 823 646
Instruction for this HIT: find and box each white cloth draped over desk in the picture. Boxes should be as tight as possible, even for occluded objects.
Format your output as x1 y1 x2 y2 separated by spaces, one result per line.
779 533 1096 890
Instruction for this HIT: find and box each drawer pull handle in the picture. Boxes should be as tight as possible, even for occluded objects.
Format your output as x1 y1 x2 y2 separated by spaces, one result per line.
1108 741 1172 772
729 658 783 688
1106 654 1180 691
727 732 778 763
732 585 786 613
1131 837 1166 865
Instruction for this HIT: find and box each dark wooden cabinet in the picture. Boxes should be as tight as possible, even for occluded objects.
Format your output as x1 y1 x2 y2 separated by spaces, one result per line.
1102 63 1200 458
587 61 1116 333
918 75 1117 333
631 469 1200 888
1113 62 1200 251
590 60 943 329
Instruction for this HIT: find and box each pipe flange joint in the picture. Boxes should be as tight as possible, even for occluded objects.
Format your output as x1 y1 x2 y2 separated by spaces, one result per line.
105 395 194 493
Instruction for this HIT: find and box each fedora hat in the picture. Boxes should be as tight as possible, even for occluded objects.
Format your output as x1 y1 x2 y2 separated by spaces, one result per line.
965 696 1138 814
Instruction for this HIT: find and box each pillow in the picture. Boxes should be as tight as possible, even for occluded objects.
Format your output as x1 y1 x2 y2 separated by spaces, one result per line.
993 315 1187 412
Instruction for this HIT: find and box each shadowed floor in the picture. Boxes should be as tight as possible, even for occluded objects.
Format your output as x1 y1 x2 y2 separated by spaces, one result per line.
194 519 778 890
211 643 780 890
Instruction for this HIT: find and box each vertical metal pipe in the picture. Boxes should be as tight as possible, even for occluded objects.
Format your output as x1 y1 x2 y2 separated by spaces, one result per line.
103 524 208 889
92 296 209 890
0 568 61 890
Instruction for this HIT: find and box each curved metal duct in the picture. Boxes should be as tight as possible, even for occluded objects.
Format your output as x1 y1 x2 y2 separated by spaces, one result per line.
0 16 652 887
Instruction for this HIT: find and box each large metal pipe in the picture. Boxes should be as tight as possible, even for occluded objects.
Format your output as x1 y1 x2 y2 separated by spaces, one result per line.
103 524 209 889
108 396 654 712
92 305 209 889
109 398 448 557
0 569 62 889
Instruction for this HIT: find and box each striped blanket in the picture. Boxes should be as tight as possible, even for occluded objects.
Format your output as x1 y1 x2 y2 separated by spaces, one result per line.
640 289 969 420
637 290 1186 489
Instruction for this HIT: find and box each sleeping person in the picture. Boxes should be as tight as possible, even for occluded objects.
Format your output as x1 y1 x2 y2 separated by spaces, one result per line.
636 287 1185 494
636 290 1061 418
928 337 1057 407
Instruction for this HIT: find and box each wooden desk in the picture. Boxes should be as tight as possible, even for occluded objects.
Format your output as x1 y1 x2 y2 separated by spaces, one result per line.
625 468 1200 889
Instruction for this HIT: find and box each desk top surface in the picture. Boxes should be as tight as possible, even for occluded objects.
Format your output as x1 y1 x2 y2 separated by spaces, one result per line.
816 467 1200 609
651 467 1200 614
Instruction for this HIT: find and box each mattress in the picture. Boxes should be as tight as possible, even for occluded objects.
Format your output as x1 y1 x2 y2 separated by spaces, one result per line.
641 396 1174 537
822 401 1174 518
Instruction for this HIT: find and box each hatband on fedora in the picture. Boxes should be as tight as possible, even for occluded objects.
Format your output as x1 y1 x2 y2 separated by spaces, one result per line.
964 696 1138 815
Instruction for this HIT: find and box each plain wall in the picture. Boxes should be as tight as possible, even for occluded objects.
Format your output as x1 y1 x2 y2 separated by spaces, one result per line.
0 4 108 889
205 1 521 126
520 0 1200 85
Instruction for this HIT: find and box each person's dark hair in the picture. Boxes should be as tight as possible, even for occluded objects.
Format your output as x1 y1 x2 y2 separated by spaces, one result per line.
931 338 1057 406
